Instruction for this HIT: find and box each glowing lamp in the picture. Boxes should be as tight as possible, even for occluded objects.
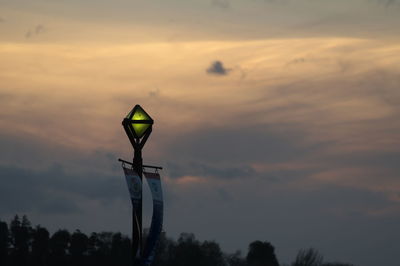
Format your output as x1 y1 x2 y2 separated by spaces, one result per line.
123 105 154 140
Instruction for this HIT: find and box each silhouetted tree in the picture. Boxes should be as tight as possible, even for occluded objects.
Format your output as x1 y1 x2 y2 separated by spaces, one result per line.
246 241 279 266
167 233 227 266
48 229 70 266
292 248 323 266
226 251 247 266
169 233 203 266
70 230 88 266
9 215 31 266
0 220 10 266
110 232 123 266
110 232 131 266
31 225 50 266
87 232 114 266
87 232 101 266
201 240 226 266
152 232 174 266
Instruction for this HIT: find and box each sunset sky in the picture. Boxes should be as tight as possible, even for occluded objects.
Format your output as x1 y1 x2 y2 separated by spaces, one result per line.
1 1 400 265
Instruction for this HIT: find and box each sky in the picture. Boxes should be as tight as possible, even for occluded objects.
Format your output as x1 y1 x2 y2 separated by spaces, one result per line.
1 0 400 265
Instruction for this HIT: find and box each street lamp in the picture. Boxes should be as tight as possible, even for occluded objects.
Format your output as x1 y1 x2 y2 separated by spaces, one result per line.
122 105 153 265
123 104 154 147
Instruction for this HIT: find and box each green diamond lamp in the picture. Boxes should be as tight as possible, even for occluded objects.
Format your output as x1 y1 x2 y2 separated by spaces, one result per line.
123 105 154 149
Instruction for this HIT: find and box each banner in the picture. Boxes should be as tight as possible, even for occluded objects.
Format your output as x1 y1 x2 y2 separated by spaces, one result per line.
141 172 164 266
123 167 142 259
123 167 142 210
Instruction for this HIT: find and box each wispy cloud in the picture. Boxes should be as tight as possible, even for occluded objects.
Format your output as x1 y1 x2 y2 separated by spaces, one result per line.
211 0 230 9
167 161 256 180
25 24 45 39
377 0 400 7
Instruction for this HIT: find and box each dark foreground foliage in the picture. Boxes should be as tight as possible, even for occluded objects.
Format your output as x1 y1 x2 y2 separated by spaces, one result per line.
0 215 356 266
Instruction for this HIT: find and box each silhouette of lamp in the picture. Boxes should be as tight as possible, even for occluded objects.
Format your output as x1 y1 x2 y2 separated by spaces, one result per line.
123 104 154 148
122 104 153 265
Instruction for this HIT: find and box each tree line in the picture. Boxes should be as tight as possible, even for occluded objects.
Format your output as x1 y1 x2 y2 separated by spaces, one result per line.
0 215 355 266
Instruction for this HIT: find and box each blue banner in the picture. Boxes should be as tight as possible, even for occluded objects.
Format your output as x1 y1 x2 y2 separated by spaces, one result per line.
142 172 164 266
123 167 142 259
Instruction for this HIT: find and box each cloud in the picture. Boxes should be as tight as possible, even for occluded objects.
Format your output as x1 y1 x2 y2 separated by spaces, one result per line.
211 0 230 9
0 164 79 214
164 164 400 266
35 24 45 34
148 88 160 97
167 161 256 180
25 24 46 39
164 124 316 164
206 60 231 76
0 92 14 102
0 17 5 23
286 57 306 66
377 0 400 7
0 161 127 216
0 130 128 218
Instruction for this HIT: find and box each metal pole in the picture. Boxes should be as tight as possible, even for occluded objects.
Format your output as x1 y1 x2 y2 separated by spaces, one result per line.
133 147 143 266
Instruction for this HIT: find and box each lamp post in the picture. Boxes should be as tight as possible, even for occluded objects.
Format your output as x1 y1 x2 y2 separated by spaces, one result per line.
122 105 154 265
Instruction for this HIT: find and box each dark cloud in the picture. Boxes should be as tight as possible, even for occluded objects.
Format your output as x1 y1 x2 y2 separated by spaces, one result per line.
286 57 306 66
158 123 326 188
35 24 45 34
148 88 160 97
0 92 14 102
0 164 79 214
206 60 231 76
167 161 256 180
164 124 319 164
378 0 400 7
216 188 232 201
0 131 120 174
0 132 65 166
0 131 128 218
164 169 400 266
323 149 400 173
0 162 127 216
25 24 45 39
211 0 230 9
0 17 5 23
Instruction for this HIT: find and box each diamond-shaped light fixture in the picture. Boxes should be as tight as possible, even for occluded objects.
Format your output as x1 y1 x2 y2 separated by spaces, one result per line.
123 105 153 148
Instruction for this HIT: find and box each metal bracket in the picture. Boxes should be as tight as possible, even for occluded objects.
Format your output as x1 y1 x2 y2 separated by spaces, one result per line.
118 158 163 170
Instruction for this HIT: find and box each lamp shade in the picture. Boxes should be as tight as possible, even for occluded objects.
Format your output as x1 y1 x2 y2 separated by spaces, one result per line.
125 105 153 139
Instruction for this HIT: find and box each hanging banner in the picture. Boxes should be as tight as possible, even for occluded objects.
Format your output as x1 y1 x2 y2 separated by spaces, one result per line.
123 167 142 209
122 166 142 259
141 171 164 266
